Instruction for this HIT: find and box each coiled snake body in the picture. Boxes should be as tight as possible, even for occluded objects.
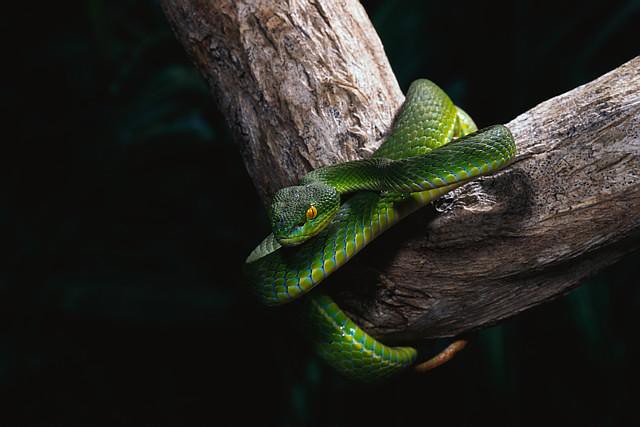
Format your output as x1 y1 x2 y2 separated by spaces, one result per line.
245 80 516 382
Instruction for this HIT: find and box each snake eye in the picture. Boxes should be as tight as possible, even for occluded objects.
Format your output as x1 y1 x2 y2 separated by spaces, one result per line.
305 205 317 220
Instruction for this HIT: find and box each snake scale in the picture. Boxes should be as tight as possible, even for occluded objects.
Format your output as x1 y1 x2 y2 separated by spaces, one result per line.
245 80 516 382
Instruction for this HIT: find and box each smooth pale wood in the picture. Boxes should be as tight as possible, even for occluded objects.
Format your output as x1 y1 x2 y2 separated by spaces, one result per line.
161 1 640 341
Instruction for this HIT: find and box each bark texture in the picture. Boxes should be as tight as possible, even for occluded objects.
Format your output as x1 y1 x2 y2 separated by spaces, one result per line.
162 1 640 341
161 0 403 202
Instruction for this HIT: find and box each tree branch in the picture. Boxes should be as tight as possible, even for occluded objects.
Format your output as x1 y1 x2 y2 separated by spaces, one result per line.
162 1 640 342
161 0 403 202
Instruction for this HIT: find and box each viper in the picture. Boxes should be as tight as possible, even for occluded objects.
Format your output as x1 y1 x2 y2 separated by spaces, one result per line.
245 79 516 382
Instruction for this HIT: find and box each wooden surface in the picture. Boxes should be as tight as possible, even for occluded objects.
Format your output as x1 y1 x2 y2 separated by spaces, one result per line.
162 0 640 341
161 0 403 202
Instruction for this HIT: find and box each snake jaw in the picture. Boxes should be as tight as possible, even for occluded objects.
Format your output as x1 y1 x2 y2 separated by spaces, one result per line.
274 233 311 247
274 202 340 247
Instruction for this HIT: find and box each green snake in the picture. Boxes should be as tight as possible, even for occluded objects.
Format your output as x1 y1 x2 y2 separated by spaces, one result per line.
245 80 516 382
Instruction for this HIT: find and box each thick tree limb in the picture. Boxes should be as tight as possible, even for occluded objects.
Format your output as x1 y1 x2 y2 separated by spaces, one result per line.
162 1 640 342
161 0 403 202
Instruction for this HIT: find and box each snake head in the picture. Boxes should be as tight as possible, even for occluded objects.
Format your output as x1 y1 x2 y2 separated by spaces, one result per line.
269 182 340 246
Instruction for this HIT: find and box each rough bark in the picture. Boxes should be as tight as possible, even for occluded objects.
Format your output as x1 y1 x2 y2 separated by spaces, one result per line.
161 0 403 202
162 1 640 342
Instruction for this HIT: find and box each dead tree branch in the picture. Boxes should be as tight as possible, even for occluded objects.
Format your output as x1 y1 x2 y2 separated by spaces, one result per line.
162 0 640 342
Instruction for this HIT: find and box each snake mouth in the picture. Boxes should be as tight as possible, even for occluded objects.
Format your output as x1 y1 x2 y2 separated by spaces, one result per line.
275 206 339 247
275 233 313 247
276 237 303 246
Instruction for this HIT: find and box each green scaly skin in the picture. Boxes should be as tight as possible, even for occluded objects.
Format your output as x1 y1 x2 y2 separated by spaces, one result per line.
245 79 516 382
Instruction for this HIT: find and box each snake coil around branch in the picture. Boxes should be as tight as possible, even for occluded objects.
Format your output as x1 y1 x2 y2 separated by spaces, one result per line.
161 0 640 346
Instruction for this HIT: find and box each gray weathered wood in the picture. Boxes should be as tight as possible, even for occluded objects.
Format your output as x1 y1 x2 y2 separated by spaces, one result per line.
161 0 640 342
338 58 640 341
161 0 403 202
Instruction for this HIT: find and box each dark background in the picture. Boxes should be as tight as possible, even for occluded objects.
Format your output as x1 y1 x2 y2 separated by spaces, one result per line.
4 0 640 425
